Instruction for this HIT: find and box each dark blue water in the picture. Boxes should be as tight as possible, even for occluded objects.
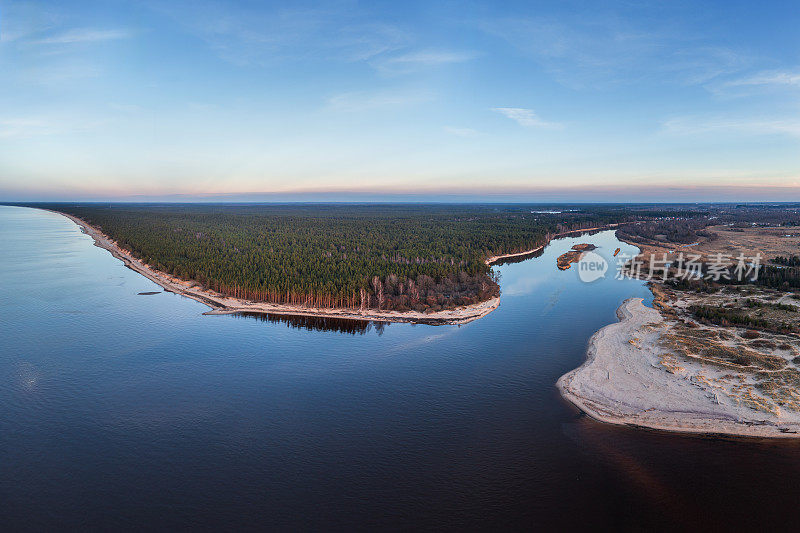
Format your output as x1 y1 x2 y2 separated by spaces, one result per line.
3 205 800 531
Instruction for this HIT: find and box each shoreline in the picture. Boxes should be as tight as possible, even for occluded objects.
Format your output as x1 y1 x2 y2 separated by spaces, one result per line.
557 298 800 438
49 209 500 325
49 208 623 325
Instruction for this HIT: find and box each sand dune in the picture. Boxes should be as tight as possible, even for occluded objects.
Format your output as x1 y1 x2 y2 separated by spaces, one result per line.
558 298 800 438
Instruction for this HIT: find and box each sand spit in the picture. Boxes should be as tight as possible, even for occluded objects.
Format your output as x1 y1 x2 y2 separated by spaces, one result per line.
52 210 498 325
558 298 800 438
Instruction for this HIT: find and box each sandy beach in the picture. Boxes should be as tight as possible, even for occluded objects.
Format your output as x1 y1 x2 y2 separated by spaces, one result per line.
558 298 800 438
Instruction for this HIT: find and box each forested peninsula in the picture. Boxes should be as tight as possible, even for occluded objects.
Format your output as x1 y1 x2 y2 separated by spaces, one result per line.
19 203 648 321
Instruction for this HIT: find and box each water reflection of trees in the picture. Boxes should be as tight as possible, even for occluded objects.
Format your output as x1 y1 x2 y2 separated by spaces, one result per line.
232 312 388 335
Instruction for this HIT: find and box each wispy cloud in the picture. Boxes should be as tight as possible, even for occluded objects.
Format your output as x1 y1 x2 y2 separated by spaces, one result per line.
374 50 474 74
662 116 800 138
336 23 410 62
0 118 59 138
20 60 102 85
327 90 432 112
0 117 102 138
492 107 561 129
29 28 132 45
664 46 752 86
479 16 659 87
444 126 479 137
151 2 409 67
478 13 751 88
0 114 106 139
725 69 800 89
0 3 62 43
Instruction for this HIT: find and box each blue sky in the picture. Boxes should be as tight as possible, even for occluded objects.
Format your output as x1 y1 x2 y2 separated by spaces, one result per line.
1 0 798 201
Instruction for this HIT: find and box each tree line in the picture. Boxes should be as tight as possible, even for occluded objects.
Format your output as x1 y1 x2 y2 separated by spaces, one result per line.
690 304 797 334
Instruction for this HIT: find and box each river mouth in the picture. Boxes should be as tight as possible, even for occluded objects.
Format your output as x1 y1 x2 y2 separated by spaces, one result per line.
5 205 800 531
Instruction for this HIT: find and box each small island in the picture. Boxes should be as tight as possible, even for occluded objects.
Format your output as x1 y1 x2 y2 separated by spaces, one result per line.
556 243 597 270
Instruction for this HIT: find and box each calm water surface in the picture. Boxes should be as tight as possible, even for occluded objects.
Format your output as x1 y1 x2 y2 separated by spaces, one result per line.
3 205 800 531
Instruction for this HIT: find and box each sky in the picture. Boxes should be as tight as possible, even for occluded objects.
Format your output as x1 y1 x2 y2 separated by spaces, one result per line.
1 0 799 202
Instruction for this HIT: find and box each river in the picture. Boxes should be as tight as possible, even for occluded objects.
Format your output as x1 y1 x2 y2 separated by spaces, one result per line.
2 205 800 530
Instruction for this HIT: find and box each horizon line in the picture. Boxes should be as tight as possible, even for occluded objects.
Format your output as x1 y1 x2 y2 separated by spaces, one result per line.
3 184 800 203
